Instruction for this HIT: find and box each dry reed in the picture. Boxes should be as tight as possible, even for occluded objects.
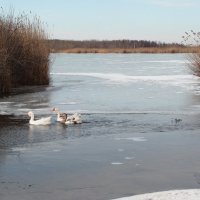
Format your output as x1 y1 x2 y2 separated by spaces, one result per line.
0 9 50 96
182 30 200 77
187 53 200 76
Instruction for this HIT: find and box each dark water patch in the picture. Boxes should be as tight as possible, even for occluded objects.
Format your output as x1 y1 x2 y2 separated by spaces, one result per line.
0 113 199 150
194 173 200 185
0 115 28 127
10 85 49 96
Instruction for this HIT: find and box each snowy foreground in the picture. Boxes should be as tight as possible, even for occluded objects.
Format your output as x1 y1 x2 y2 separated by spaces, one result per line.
112 189 200 200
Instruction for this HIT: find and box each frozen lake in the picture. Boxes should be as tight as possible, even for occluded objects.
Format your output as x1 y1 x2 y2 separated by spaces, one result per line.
1 53 200 200
1 53 200 115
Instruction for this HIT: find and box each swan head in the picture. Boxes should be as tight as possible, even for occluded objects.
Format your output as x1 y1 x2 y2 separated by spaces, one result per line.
60 113 67 120
52 107 59 112
28 111 34 117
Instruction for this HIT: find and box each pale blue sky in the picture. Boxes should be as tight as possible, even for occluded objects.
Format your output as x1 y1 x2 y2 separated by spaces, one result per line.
1 0 200 42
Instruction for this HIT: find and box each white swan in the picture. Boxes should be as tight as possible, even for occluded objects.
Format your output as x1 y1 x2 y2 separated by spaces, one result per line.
28 111 52 125
65 113 82 125
52 107 67 123
52 107 82 125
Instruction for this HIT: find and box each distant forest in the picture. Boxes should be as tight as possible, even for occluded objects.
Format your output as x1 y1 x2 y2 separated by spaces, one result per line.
48 39 182 51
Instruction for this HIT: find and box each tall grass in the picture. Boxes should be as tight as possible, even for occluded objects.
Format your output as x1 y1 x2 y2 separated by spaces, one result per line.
187 53 200 76
182 30 200 76
0 9 50 96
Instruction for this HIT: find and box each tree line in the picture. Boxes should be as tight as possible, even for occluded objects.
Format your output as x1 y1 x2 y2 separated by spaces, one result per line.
48 39 182 51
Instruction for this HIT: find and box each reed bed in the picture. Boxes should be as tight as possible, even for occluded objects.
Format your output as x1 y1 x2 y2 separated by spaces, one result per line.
187 53 200 76
0 9 50 96
182 30 200 77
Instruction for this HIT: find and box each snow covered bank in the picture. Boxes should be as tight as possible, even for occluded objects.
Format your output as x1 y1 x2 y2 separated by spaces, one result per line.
112 189 200 200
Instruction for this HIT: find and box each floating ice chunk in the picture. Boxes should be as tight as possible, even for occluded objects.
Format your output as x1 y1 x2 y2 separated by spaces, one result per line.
111 189 200 200
59 102 78 105
0 111 9 115
0 102 13 104
115 137 147 142
118 149 125 152
111 162 124 165
53 149 61 152
125 157 135 160
144 60 188 64
51 72 199 84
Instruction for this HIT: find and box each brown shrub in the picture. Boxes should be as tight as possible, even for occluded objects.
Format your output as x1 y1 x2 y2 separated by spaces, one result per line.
0 9 50 96
187 53 200 76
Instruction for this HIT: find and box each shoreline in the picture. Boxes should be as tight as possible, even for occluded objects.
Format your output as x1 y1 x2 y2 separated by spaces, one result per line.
112 189 200 200
51 47 200 54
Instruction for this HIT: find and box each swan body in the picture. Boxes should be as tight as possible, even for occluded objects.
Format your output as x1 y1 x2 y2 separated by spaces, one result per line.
65 113 82 125
52 107 82 125
28 111 51 125
52 107 67 123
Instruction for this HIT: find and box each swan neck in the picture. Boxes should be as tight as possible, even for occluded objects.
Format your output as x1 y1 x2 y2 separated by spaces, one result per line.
30 113 34 121
57 111 60 117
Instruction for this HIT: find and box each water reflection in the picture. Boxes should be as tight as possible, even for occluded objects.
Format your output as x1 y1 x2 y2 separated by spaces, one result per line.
0 85 52 115
28 122 68 143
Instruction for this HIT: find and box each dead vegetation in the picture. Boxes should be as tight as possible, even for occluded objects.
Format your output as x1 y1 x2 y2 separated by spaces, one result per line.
182 30 200 76
0 9 50 96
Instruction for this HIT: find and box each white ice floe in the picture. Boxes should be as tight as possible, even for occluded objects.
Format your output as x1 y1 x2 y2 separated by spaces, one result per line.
125 157 135 160
0 101 14 104
118 149 125 152
111 162 124 165
115 137 147 142
144 60 188 64
0 111 9 115
111 189 200 200
51 72 199 85
52 149 61 152
59 102 78 105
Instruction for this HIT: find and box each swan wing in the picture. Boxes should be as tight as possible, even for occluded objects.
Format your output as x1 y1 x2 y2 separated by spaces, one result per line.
66 113 82 124
57 112 67 122
65 120 74 125
41 116 52 122
30 116 52 125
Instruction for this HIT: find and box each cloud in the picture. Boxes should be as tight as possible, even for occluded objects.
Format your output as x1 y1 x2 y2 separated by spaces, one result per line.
148 0 198 8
